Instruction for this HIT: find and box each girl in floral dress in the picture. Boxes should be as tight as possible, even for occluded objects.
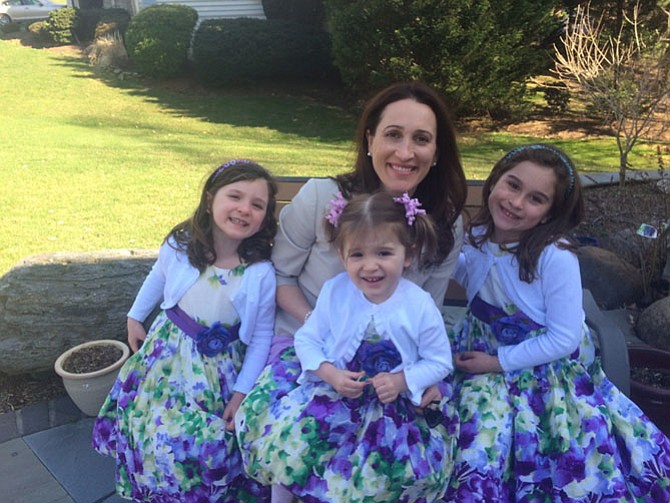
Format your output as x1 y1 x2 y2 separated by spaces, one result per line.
444 144 670 502
236 190 458 503
92 160 278 502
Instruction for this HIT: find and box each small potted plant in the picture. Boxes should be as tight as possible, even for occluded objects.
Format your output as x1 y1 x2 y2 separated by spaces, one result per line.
54 339 130 416
628 344 670 436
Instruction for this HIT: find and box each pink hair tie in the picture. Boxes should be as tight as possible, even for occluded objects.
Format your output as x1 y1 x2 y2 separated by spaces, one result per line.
325 192 347 227
393 193 426 226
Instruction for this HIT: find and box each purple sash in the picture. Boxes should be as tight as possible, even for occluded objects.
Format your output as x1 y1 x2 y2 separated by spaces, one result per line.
166 305 240 357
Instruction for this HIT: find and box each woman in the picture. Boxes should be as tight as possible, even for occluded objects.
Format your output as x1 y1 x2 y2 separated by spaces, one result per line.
236 82 468 501
271 81 468 353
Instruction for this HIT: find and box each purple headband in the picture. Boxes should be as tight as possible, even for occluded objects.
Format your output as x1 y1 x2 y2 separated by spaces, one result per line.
503 144 576 196
211 159 255 181
325 192 426 227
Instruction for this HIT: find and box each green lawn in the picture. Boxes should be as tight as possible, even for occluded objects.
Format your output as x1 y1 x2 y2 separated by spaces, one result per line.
0 37 665 276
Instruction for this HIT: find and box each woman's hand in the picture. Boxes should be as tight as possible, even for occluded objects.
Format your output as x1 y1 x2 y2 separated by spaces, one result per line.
369 372 408 404
454 351 503 373
127 317 147 353
418 384 442 408
223 391 245 432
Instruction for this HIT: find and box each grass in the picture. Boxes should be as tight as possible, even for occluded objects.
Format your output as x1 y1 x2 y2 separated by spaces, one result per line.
0 36 666 276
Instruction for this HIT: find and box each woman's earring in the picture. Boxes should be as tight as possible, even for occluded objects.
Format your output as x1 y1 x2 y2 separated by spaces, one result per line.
367 152 372 157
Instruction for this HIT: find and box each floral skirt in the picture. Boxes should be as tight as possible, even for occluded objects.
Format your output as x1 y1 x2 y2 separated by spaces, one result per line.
443 299 670 502
236 344 459 502
92 311 269 502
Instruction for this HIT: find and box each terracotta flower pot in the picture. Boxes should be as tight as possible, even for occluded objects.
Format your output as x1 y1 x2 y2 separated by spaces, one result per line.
54 339 130 416
628 345 670 437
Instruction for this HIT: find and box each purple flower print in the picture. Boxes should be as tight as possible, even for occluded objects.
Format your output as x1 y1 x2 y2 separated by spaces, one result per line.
195 322 239 357
358 339 402 378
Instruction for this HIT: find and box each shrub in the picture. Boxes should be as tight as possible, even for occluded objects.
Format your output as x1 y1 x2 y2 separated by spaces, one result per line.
543 84 571 114
262 0 325 27
74 8 130 43
124 4 198 79
192 18 335 86
46 7 79 45
323 0 559 117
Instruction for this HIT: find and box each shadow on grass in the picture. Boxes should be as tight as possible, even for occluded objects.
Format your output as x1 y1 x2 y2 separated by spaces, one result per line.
21 31 359 144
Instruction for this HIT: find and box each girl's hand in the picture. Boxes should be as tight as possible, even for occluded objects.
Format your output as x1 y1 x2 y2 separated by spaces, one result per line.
455 351 503 374
127 317 147 353
316 362 367 398
369 372 408 404
330 369 368 398
223 392 245 432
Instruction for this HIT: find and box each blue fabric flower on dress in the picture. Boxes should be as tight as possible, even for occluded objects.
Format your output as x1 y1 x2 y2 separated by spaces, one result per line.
359 339 402 377
195 322 239 357
490 313 542 344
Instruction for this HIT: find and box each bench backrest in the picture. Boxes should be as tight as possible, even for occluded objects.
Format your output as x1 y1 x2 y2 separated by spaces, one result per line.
275 177 485 220
274 177 484 304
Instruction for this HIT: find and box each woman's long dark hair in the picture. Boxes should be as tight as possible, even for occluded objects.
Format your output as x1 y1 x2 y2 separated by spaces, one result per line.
335 81 467 264
469 144 584 282
167 160 278 271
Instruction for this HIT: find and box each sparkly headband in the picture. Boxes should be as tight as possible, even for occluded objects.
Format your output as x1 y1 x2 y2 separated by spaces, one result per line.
212 159 254 181
504 144 576 196
325 192 426 227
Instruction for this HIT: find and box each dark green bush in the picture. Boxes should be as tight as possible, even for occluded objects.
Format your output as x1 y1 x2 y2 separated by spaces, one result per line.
262 0 325 27
323 0 560 118
46 7 79 45
124 4 198 79
543 85 571 114
75 8 130 42
192 18 335 86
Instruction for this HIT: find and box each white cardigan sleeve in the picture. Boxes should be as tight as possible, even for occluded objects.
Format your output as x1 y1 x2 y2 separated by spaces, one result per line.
233 261 276 394
497 247 584 371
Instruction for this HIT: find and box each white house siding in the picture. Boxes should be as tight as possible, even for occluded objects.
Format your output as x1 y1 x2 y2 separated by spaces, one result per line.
138 0 265 21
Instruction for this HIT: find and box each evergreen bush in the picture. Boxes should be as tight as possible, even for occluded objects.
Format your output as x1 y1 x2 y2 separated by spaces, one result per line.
124 4 198 79
192 18 334 85
46 7 78 45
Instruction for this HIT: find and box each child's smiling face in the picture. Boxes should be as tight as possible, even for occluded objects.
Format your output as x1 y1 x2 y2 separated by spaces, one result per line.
339 226 411 304
488 161 557 244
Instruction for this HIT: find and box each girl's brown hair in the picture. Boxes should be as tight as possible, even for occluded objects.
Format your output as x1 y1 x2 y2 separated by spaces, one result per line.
168 160 278 271
469 144 584 282
334 81 467 264
325 190 439 271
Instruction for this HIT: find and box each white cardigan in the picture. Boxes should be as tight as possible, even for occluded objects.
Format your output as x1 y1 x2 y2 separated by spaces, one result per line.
453 227 585 371
295 272 453 405
127 237 276 394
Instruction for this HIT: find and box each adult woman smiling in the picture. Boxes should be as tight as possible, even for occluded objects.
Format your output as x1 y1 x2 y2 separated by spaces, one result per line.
271 81 468 347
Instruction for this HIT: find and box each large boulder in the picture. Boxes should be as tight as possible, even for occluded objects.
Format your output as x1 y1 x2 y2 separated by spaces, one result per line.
635 296 670 352
0 250 157 375
576 246 644 309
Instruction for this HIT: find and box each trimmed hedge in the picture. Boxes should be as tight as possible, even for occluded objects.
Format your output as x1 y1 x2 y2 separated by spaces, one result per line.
46 7 78 45
192 18 335 85
124 4 198 79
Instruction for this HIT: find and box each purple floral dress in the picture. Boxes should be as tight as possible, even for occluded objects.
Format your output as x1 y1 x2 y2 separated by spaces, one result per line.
444 293 670 502
92 265 269 502
236 323 458 502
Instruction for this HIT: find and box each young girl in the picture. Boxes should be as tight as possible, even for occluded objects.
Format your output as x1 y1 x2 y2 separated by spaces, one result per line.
444 144 670 502
236 191 458 503
92 160 277 502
